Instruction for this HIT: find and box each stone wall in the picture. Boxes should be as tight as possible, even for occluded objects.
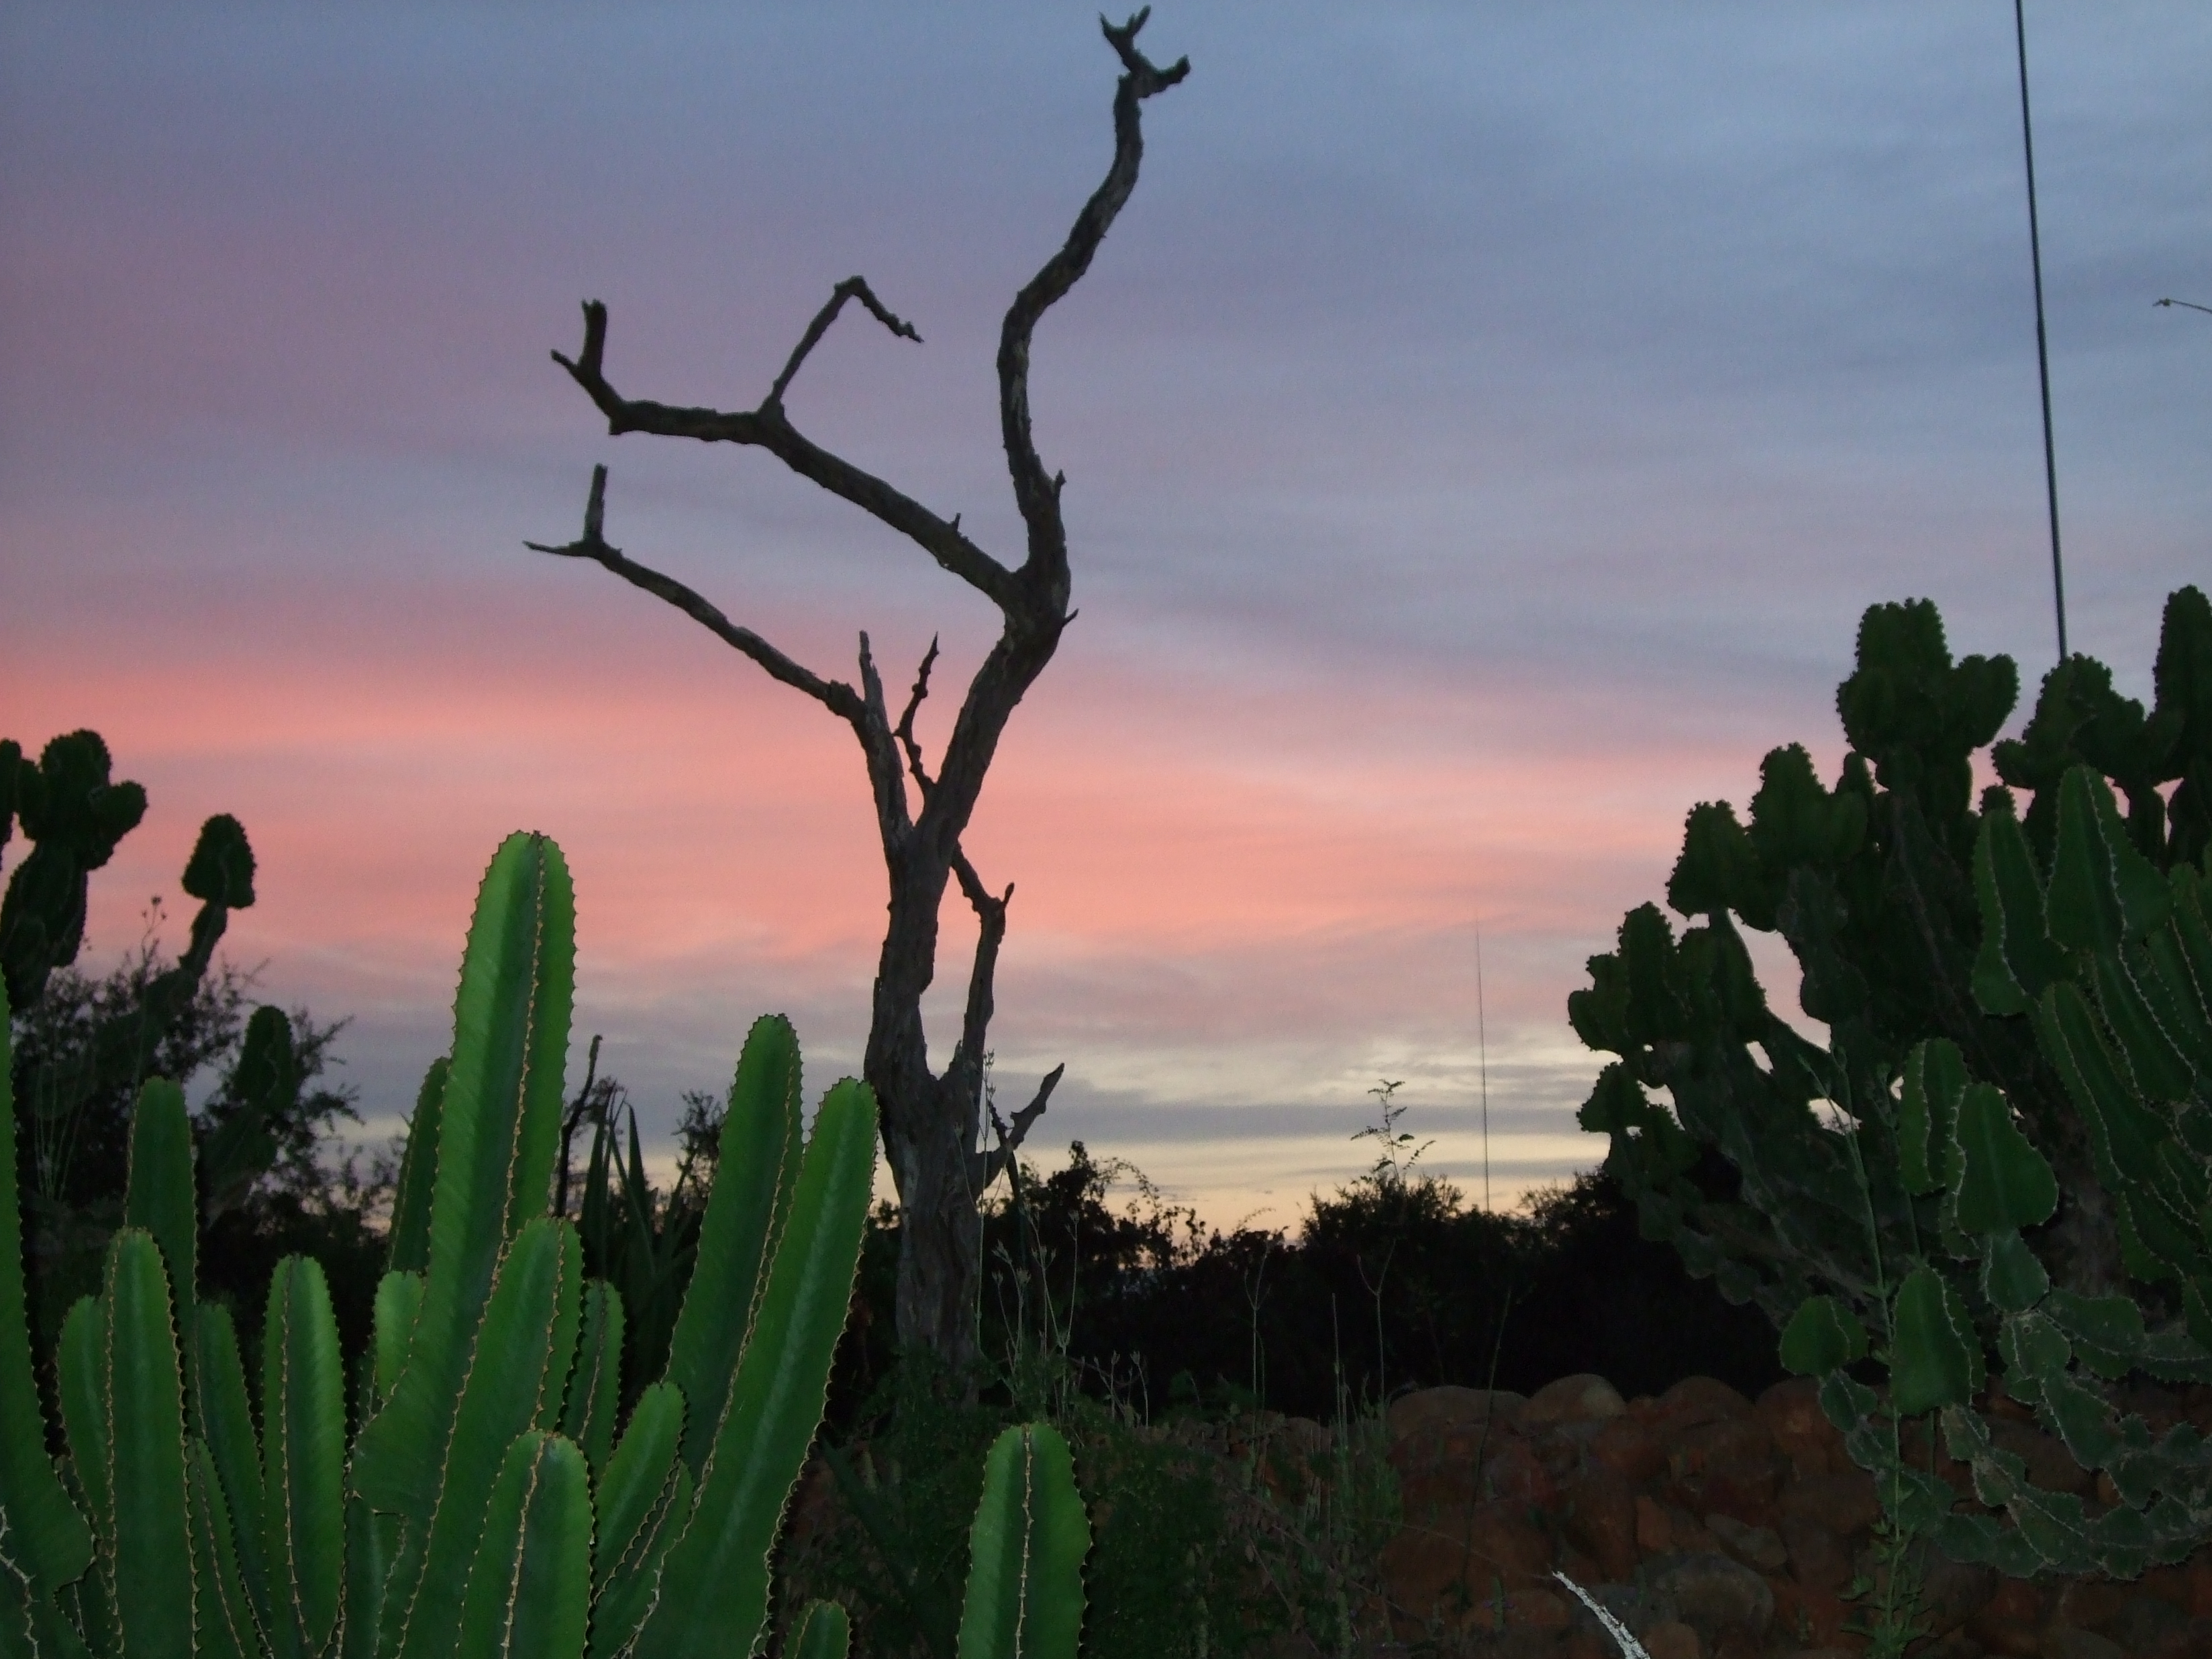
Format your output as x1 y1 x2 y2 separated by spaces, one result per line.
1374 1372 2212 1658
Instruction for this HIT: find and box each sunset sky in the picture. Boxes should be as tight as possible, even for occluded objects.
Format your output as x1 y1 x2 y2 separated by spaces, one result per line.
5 3 2208 1228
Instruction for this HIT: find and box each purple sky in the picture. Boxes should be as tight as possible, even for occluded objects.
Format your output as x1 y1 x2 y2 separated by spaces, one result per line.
4 3 2208 1225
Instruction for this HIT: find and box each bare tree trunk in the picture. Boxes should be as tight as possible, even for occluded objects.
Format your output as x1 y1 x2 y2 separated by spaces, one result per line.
527 13 1186 1366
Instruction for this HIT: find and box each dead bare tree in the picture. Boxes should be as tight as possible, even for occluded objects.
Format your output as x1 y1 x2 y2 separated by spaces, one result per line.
527 13 1187 1364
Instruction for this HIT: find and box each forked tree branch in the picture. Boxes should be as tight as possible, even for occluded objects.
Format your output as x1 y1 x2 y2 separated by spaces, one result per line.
527 466 864 719
550 299 1011 607
983 1066 1066 1189
998 9 1189 566
768 276 922 407
946 850 1062 1187
894 638 942 802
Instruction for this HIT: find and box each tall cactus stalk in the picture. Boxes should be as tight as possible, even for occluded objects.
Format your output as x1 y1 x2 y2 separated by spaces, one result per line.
0 831 881 1658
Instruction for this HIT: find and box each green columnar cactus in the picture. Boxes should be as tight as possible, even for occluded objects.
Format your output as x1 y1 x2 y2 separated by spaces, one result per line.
958 1423 1093 1659
1574 587 2212 1578
0 832 879 1658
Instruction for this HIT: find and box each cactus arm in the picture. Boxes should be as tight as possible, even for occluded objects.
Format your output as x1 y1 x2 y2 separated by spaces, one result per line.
2048 770 2170 952
1888 1266 1984 1415
791 1600 851 1659
2037 983 2199 1276
585 1463 691 1659
123 1080 199 1424
1007 1424 1089 1659
0 981 94 1599
387 1059 450 1278
386 1217 584 1659
446 838 573 1276
453 1431 591 1659
373 1272 425 1405
628 1079 876 1659
352 835 574 1519
340 1496 399 1659
2092 949 2199 1103
591 1379 682 1596
1778 1295 1868 1375
262 1258 346 1658
560 1281 623 1475
583 1381 687 1659
192 1303 273 1647
2136 926 2212 1080
1972 793 2068 1015
199 1007 292 1227
958 1423 1092 1659
660 1014 804 1474
1897 1039 1968 1195
101 1231 194 1659
55 1300 110 1550
1949 1083 2058 1235
186 1438 255 1659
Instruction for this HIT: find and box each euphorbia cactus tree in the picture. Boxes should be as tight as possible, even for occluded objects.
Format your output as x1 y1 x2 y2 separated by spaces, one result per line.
1575 587 2212 1578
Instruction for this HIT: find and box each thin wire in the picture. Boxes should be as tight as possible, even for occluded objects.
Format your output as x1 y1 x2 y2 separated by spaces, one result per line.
1476 921 1491 1215
2015 0 2066 662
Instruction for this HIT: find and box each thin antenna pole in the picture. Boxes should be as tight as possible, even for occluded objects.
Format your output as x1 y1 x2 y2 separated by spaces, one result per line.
2014 0 2067 662
1476 921 1491 1215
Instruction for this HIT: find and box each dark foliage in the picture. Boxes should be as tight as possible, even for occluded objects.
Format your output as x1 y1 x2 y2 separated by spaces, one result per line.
820 1138 1782 1438
9 934 384 1358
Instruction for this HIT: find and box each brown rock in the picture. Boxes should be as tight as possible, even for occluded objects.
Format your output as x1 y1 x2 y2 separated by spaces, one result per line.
1524 1372 1628 1428
1670 1417 1779 1521
2186 1552 2212 1617
2135 1560 2194 1612
1703 1513 1787 1574
1658 1375 1752 1427
1778 1515 1851 1595
1484 1437 1559 1507
1640 1620 1701 1659
2103 1591 2194 1656
2040 1629 2125 1659
1636 1495 1676 1554
1507 1587 1570 1630
1756 1378 1842 1480
1754 1377 1828 1437
1558 1636 1612 1659
2141 1617 2212 1659
1380 1497 1554 1613
1592 1414 1666 1482
1386 1385 1525 1444
1968 1574 2049 1655
2050 1578 2126 1633
1639 1550 1774 1646
1917 1552 1998 1636
1767 1577 1848 1649
1778 1468 1880 1537
1559 1467 1639 1583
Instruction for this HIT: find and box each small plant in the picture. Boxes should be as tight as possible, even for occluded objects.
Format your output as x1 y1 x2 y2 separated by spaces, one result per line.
1352 1079 1431 1191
